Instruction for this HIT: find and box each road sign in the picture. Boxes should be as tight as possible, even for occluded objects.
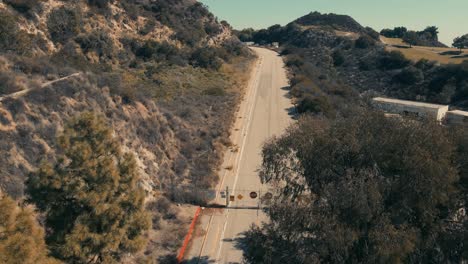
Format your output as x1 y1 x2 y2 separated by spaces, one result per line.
237 194 244 200
230 195 235 202
249 192 258 199
264 192 273 200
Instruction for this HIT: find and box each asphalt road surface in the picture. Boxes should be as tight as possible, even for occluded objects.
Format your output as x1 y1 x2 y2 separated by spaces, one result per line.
185 47 293 263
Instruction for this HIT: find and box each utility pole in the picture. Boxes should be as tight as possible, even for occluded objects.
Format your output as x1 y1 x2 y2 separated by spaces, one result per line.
226 186 229 207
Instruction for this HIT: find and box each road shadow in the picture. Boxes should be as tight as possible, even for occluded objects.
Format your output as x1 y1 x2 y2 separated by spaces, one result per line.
157 254 215 264
280 86 293 99
183 256 216 264
286 106 299 119
231 231 251 259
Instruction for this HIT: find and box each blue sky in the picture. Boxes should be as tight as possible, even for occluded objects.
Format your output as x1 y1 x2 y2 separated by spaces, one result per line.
200 0 467 46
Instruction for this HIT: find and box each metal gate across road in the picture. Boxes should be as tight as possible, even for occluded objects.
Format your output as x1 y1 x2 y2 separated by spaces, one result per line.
165 186 276 208
221 187 275 209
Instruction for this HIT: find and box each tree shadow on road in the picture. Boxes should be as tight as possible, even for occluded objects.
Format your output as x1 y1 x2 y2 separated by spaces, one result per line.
158 254 216 264
183 256 216 264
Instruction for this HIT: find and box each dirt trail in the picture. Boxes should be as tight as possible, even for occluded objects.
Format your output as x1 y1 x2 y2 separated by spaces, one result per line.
0 73 82 103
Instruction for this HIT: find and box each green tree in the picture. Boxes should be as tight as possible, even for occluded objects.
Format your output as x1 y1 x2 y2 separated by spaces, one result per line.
422 26 439 40
453 34 468 51
403 31 419 47
0 194 60 264
243 112 463 263
27 112 151 263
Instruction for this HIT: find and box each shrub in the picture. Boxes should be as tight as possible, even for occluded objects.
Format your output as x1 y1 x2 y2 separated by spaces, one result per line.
75 31 115 59
4 0 46 12
139 19 156 36
0 73 25 95
191 47 223 70
0 11 32 53
136 40 179 62
286 55 304 67
415 59 436 70
0 195 60 264
222 39 249 57
88 0 113 8
297 95 335 117
13 56 61 76
332 50 345 66
359 58 373 71
0 12 19 51
393 66 424 85
204 23 222 36
379 50 410 70
203 87 225 96
335 37 354 50
47 7 81 44
175 25 206 47
355 35 375 49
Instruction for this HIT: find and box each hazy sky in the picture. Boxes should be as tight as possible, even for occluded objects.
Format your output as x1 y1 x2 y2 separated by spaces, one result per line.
199 0 467 46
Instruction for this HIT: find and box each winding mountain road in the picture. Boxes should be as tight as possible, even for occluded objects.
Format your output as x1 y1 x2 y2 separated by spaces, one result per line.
185 47 293 263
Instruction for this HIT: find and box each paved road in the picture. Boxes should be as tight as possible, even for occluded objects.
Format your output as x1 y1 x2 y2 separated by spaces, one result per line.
185 47 293 263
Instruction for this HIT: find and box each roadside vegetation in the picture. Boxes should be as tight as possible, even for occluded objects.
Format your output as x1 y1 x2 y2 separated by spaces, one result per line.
0 194 60 264
239 11 468 263
243 112 468 263
27 113 151 263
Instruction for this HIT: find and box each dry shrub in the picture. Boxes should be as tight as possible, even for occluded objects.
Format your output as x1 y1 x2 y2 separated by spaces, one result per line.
0 73 27 95
47 7 81 44
4 0 46 12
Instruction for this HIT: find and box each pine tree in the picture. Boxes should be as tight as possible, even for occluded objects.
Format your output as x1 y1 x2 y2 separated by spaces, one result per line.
0 194 60 264
27 112 151 263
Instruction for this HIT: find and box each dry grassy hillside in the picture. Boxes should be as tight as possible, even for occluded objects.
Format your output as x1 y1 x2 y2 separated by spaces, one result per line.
0 0 253 194
381 36 468 64
0 1 254 261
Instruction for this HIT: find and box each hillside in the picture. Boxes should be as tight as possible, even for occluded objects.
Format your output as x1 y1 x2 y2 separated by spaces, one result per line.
0 0 253 261
381 36 468 64
241 11 468 110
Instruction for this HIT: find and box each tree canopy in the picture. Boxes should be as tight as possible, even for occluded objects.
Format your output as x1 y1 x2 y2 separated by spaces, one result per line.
243 112 466 263
27 112 151 263
453 34 468 50
0 194 60 264
403 31 419 47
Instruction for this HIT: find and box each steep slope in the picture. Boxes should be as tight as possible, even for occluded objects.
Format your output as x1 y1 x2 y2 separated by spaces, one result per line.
0 0 254 261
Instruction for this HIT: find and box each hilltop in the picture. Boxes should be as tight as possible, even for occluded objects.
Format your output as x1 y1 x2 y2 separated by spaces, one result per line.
294 11 366 34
